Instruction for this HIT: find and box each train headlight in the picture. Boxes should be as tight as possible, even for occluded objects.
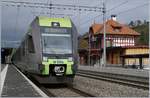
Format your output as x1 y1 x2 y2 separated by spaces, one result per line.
68 57 73 62
43 57 48 61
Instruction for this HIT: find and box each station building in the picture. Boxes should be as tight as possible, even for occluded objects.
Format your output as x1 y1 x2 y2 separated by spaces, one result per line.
78 15 149 69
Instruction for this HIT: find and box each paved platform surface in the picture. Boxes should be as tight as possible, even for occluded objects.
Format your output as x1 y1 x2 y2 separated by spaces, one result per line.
1 64 6 71
79 65 149 78
1 64 42 97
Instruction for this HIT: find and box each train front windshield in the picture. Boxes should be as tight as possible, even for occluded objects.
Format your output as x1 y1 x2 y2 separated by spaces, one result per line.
41 28 72 54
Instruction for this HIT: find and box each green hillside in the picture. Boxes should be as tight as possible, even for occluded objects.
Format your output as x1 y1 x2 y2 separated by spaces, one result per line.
132 22 149 45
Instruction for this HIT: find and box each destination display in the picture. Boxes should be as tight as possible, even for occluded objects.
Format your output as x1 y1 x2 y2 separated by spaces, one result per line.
44 28 68 33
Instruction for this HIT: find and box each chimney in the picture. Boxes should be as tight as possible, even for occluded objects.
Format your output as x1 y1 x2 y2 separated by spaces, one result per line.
111 15 117 21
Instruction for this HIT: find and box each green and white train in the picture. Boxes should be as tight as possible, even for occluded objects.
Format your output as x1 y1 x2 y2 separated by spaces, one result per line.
12 16 78 84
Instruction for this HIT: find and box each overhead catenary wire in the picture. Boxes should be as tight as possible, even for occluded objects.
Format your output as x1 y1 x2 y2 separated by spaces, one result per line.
29 0 36 18
29 0 103 20
2 1 148 34
2 1 103 12
2 5 102 12
78 0 81 34
49 0 52 17
71 1 103 20
2 1 102 9
2 0 104 27
80 0 129 28
37 0 49 17
4 1 147 33
2 1 102 19
117 3 148 15
80 2 148 30
32 12 73 17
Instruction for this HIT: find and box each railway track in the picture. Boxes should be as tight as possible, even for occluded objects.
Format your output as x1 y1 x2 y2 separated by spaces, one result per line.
67 85 95 97
41 84 95 97
77 70 149 90
18 66 95 97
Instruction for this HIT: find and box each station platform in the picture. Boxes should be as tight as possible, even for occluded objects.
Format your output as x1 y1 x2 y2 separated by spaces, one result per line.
78 65 149 78
1 64 48 97
1 64 5 71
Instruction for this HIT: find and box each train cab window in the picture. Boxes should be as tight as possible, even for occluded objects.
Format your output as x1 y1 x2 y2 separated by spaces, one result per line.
28 36 35 53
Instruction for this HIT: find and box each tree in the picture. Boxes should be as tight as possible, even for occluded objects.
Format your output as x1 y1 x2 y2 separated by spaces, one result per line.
136 20 142 26
131 20 149 45
128 21 135 27
139 31 149 45
144 20 147 25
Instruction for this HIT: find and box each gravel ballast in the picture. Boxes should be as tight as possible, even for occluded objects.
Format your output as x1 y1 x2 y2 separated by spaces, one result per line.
48 88 82 97
74 76 149 97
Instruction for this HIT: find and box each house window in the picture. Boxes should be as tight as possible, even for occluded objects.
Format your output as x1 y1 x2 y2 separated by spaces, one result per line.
106 40 111 47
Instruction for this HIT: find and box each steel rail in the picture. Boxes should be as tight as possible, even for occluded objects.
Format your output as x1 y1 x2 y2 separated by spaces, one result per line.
67 85 95 97
44 86 95 97
32 79 95 97
13 64 95 97
78 70 149 83
43 84 96 97
77 70 149 90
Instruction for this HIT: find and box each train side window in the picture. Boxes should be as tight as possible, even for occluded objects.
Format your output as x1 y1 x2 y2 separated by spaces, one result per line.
28 36 35 53
22 41 25 56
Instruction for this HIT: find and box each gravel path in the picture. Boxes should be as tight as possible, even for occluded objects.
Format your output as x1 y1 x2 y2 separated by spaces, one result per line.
74 76 149 97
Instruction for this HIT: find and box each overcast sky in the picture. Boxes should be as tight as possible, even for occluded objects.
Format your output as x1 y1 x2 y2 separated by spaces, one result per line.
1 0 149 47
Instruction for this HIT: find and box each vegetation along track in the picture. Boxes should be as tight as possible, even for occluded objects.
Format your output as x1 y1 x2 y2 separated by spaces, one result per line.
77 70 149 90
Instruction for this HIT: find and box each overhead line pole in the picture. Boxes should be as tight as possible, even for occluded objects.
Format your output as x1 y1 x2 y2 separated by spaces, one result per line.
88 26 91 66
102 1 106 67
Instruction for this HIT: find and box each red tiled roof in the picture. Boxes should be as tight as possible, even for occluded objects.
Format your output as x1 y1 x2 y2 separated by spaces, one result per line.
91 23 103 33
90 19 140 36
